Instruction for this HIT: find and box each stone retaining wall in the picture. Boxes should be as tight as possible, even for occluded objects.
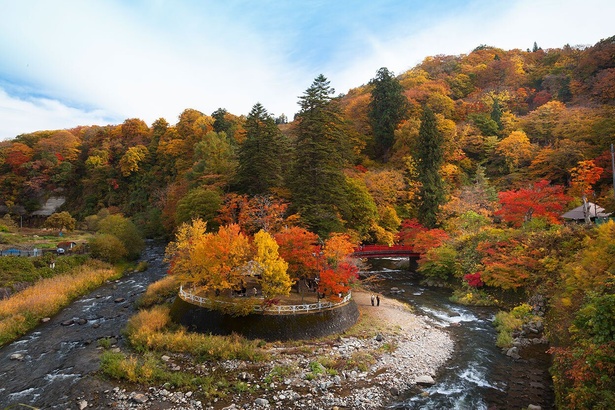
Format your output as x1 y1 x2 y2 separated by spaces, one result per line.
170 296 359 341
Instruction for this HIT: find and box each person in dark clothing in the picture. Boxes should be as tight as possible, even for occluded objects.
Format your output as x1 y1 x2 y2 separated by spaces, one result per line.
376 295 380 306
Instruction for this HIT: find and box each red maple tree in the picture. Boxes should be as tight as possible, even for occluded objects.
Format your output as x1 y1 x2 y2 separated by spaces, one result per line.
495 180 570 227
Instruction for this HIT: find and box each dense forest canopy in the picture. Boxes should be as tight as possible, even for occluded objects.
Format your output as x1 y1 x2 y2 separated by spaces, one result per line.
2 37 615 236
2 35 615 408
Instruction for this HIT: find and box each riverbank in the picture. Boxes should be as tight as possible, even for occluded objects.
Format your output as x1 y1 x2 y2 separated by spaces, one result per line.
102 290 454 410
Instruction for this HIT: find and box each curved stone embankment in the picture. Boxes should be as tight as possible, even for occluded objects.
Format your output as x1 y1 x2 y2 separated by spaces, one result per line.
170 295 360 341
106 291 454 410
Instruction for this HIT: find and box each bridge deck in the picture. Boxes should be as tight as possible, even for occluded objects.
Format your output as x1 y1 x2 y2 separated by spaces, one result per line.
352 245 420 258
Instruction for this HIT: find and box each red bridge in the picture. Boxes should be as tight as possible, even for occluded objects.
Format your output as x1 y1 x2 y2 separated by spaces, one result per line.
352 244 420 259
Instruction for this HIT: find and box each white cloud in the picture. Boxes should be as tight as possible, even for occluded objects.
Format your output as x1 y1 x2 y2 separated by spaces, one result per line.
0 0 308 139
0 87 113 140
0 0 613 140
328 0 615 93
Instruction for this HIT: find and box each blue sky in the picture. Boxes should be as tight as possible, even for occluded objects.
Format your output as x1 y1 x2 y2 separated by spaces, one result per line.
0 0 614 140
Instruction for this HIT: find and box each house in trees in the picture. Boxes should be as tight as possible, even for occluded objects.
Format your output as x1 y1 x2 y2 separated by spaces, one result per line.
561 202 612 223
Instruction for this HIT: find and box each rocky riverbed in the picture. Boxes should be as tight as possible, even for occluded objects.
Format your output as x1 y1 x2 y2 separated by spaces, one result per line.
1 243 454 410
99 291 454 410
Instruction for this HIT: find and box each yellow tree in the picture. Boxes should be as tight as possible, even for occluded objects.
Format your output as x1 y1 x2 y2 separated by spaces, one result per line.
254 230 291 299
119 145 148 177
495 130 535 172
165 220 251 293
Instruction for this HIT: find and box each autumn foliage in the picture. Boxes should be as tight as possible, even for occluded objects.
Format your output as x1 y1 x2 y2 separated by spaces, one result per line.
495 180 570 227
274 226 320 281
165 220 358 304
165 220 251 292
397 218 448 254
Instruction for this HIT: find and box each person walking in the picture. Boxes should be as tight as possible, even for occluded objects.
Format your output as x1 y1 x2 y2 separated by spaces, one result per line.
371 294 375 306
376 295 380 306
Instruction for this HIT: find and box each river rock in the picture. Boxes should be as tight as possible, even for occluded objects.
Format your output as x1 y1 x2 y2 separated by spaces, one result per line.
9 353 24 361
41 317 51 323
114 297 125 303
527 405 542 410
255 397 269 406
77 400 88 410
506 346 521 360
238 371 252 381
415 375 435 385
131 393 148 404
77 318 88 325
61 319 74 326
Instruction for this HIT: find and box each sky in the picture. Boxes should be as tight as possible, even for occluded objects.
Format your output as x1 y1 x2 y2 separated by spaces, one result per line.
0 0 614 141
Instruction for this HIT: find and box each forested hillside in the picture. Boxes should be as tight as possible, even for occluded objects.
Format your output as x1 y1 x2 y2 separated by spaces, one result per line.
2 36 615 408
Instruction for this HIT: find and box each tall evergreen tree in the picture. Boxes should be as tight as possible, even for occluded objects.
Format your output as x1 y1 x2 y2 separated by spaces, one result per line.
235 103 284 195
368 67 408 161
291 75 351 236
416 106 445 228
490 98 503 131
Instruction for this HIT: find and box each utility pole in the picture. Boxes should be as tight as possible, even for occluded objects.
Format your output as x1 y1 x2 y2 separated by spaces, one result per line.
611 144 615 202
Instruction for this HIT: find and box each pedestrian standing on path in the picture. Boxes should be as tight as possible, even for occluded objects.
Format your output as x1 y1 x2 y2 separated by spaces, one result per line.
376 295 380 306
371 294 375 306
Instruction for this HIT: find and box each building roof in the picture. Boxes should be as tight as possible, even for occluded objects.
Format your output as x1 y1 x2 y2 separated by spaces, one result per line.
31 196 66 216
561 202 612 220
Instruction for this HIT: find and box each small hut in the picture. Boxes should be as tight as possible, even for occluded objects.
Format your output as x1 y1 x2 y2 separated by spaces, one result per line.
561 202 611 223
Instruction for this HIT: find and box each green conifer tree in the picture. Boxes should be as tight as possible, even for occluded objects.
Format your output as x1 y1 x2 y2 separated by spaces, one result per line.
416 106 445 228
291 75 351 236
235 103 284 195
368 67 408 161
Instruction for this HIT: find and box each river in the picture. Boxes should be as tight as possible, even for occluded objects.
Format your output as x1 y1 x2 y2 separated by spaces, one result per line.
0 246 555 409
0 241 168 410
365 257 555 410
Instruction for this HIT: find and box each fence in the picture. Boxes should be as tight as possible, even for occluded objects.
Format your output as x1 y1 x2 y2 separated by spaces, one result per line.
179 285 352 315
0 248 45 257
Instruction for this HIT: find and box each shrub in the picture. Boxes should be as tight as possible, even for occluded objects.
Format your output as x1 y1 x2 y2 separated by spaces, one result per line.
136 275 179 309
417 244 460 282
100 351 216 390
89 233 127 263
97 214 144 260
1 215 17 231
0 257 37 285
124 307 267 362
44 211 76 232
493 303 537 348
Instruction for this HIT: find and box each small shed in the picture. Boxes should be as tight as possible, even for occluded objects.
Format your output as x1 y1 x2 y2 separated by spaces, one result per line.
57 241 77 250
561 202 611 222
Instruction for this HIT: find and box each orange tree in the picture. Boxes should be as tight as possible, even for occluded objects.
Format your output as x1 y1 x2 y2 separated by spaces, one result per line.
318 233 359 301
274 226 321 285
165 219 251 293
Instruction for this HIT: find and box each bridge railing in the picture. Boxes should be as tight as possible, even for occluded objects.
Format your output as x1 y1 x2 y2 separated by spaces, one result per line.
355 244 415 252
179 285 352 315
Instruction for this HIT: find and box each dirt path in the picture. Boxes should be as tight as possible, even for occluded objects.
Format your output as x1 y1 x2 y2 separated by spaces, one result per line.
353 290 423 333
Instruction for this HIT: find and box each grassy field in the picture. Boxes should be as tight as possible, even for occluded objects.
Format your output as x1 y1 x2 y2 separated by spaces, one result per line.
0 260 121 346
0 227 92 250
